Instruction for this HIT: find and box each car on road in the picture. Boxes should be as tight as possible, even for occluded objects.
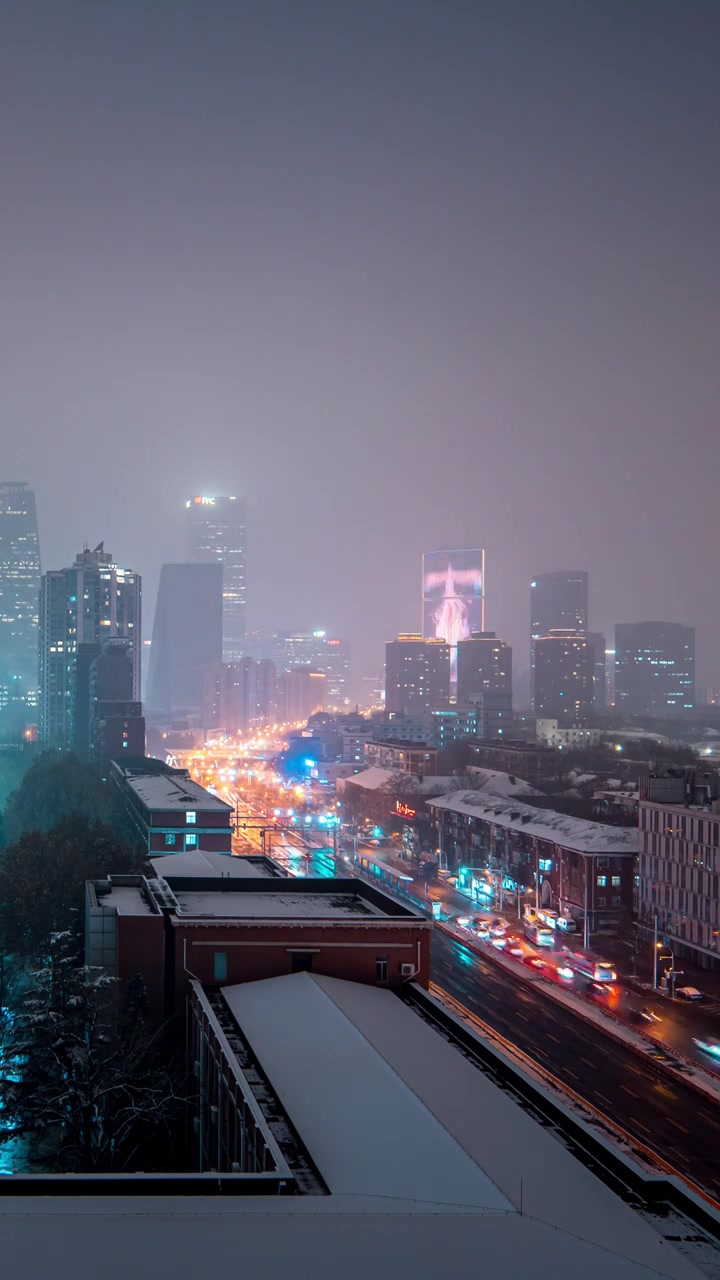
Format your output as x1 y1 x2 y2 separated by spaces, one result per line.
490 918 507 937
676 986 704 1001
475 921 491 938
693 1036 720 1059
523 954 548 973
630 1007 662 1025
504 935 524 958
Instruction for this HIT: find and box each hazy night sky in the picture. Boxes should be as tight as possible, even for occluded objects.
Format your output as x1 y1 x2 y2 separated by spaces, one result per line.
1 0 718 690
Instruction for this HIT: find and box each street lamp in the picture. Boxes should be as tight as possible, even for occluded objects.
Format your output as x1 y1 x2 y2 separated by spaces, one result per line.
655 942 675 993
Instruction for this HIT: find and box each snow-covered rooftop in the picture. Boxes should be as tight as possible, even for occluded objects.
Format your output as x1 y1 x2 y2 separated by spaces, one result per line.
344 765 543 799
173 890 383 918
124 771 232 814
151 849 275 879
223 973 510 1211
209 972 704 1278
427 792 639 855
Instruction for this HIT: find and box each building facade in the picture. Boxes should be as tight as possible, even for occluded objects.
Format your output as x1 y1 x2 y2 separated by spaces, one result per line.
586 631 606 711
186 495 247 661
363 739 438 776
146 562 223 719
637 770 720 969
530 571 588 707
39 545 141 750
384 634 450 715
428 793 636 937
533 630 594 725
456 632 512 737
0 482 41 731
615 621 695 716
112 759 233 854
86 869 431 1024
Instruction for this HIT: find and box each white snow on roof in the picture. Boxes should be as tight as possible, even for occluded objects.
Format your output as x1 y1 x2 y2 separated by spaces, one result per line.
125 772 232 813
213 972 704 1279
344 766 542 799
151 849 269 879
173 891 383 918
223 973 511 1211
427 792 639 855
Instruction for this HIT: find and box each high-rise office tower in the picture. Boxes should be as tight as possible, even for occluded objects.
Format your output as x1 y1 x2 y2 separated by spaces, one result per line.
530 571 588 707
533 629 593 725
256 658 277 726
456 632 512 737
147 563 222 719
384 635 450 716
585 631 607 711
278 668 327 723
202 657 259 735
614 622 695 716
186 496 246 661
268 630 351 709
39 544 141 750
0 482 41 730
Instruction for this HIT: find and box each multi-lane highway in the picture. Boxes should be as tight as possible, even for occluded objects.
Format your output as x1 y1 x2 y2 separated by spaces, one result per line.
432 929 720 1197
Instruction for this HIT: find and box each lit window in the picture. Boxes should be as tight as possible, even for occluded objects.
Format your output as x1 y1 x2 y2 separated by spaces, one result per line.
186 811 196 824
596 875 607 887
185 833 197 848
611 875 621 887
165 834 176 847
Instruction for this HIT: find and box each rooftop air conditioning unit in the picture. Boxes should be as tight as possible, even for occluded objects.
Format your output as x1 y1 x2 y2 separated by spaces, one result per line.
400 963 415 977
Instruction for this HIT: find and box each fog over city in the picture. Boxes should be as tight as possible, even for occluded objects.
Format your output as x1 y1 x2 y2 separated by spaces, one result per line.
1 0 718 687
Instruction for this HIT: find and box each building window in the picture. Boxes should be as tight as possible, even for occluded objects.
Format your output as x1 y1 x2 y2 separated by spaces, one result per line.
291 952 314 973
596 896 606 907
165 833 176 847
611 875 621 887
596 875 607 887
185 834 197 848
213 952 228 981
186 811 197 825
376 956 389 984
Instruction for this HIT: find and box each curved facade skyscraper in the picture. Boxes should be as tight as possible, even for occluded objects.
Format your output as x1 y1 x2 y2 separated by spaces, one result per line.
185 495 246 661
0 482 41 731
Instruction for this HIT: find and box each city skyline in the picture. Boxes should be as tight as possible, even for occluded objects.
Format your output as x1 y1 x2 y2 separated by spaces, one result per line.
0 2 717 689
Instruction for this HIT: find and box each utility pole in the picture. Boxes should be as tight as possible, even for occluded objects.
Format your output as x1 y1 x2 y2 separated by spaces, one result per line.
653 911 658 989
583 854 590 951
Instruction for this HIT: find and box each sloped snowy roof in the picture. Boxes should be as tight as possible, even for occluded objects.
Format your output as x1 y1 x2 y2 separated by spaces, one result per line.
151 849 273 879
344 766 543 800
427 792 639 855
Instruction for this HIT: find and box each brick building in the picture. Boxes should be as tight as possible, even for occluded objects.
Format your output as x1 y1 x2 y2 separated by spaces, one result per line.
112 758 234 854
85 861 430 1025
427 792 637 938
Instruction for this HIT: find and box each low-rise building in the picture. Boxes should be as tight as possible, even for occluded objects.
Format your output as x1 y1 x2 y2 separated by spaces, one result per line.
465 737 557 787
363 739 437 776
535 719 603 748
85 868 431 1023
427 792 637 938
112 758 234 854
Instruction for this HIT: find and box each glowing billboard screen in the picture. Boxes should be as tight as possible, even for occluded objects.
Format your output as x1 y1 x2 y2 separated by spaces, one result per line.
422 549 485 656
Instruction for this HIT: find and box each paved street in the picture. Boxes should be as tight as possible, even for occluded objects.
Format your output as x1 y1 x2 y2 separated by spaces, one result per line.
432 929 720 1198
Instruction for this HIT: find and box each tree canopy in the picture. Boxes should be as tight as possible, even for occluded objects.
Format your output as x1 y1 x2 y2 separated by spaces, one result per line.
0 817 148 963
2 753 135 847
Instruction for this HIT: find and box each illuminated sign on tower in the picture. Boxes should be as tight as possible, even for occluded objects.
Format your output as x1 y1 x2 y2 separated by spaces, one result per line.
422 548 485 679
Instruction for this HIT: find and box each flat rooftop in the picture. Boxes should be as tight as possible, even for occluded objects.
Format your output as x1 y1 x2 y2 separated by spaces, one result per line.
428 791 639 855
123 771 232 814
173 891 383 918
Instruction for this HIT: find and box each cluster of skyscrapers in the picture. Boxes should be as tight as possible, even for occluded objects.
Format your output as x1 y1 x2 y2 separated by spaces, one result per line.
384 557 697 736
0 492 702 758
146 499 351 735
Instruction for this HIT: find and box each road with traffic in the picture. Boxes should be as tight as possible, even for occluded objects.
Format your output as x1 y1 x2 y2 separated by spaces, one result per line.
431 928 720 1197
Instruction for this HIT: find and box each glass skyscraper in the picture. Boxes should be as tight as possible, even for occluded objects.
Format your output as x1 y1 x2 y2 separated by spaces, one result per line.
0 482 41 731
186 496 246 661
39 544 141 749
